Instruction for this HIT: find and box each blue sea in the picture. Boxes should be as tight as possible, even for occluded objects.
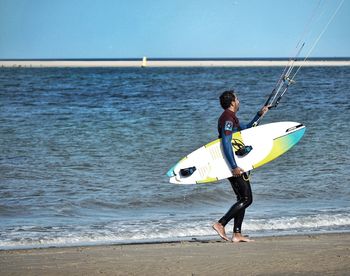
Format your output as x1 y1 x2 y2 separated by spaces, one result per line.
1 66 349 249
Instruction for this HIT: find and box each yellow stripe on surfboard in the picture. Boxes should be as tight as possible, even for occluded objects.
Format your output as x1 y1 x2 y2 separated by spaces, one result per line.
205 131 243 148
205 139 220 148
196 177 218 184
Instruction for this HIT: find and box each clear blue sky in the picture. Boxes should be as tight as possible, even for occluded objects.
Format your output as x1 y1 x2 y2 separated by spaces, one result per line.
0 0 349 59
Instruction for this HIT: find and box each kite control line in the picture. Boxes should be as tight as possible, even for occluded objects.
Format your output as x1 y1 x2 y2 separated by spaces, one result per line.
253 0 344 126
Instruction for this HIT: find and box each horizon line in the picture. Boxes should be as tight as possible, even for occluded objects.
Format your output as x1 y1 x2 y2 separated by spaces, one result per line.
1 57 350 61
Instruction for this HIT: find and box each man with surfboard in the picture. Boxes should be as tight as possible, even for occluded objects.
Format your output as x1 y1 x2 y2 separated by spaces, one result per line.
213 90 269 242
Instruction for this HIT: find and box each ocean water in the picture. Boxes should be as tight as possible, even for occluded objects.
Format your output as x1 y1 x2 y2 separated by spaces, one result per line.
0 66 349 249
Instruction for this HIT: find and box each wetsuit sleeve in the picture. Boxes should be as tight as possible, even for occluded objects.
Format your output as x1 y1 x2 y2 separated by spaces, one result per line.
239 112 261 130
221 122 237 169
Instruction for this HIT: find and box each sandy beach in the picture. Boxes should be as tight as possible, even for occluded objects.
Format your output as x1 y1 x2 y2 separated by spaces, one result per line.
1 233 349 275
1 59 350 68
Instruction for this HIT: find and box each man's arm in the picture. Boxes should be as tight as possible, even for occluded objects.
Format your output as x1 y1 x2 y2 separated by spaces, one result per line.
221 121 244 177
221 127 237 170
240 106 270 129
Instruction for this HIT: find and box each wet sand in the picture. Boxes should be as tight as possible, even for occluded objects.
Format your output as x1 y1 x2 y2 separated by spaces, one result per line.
1 233 349 275
1 59 350 68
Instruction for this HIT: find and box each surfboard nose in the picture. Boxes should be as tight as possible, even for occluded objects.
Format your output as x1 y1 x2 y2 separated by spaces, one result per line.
285 123 305 133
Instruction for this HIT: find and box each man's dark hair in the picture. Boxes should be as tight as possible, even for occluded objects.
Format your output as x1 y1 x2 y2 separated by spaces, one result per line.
219 90 236 109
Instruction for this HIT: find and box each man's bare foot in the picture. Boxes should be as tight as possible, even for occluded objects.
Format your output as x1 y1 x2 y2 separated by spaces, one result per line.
232 233 255 243
212 222 230 241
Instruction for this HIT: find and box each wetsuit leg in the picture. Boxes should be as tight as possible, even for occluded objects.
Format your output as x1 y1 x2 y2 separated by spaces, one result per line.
218 175 253 233
233 210 246 233
230 179 247 233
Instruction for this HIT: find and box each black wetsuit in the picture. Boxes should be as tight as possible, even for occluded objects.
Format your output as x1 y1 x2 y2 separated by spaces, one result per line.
217 109 260 233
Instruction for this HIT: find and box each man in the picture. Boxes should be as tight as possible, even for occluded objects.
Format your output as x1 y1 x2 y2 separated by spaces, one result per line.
212 90 269 242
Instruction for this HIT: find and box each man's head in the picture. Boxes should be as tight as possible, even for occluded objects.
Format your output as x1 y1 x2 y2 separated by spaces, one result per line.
219 90 239 111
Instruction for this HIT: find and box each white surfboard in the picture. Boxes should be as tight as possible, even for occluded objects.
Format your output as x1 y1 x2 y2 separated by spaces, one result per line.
166 121 305 184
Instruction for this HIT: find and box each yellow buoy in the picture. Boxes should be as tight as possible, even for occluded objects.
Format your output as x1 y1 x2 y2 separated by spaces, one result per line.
141 56 147 67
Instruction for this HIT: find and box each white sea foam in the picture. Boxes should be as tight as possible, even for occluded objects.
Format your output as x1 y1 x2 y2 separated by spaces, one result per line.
1 212 349 250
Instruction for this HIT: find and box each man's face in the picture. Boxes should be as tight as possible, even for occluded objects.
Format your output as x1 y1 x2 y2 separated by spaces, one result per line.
232 96 240 112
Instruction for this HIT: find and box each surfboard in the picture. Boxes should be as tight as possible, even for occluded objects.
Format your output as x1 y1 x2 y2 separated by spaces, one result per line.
166 121 305 184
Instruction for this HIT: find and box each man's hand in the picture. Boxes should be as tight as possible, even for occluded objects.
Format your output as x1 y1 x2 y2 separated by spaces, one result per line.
258 106 270 116
232 167 244 177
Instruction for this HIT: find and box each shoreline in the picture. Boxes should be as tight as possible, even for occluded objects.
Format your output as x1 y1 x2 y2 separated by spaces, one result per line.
1 59 350 68
1 230 349 252
1 233 349 275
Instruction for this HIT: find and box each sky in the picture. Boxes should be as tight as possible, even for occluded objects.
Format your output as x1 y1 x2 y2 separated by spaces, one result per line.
0 0 349 59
